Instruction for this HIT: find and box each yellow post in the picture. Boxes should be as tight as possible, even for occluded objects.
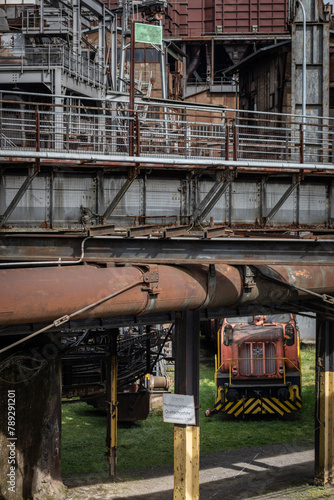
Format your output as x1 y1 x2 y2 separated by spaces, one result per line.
174 310 201 499
108 331 118 477
315 370 334 484
315 318 334 485
174 425 199 500
109 350 118 476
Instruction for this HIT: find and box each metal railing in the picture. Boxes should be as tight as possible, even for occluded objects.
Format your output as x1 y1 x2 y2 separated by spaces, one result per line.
0 44 105 86
0 97 333 168
21 8 71 34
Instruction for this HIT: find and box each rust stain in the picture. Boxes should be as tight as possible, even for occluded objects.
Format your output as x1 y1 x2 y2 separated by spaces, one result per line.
288 269 312 281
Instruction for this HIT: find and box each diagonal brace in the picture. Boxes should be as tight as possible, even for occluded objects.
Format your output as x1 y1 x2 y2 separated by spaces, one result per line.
262 174 301 226
0 166 39 228
191 171 235 225
103 170 137 221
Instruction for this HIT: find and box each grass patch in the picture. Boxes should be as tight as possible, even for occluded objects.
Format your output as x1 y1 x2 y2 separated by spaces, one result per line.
62 345 316 476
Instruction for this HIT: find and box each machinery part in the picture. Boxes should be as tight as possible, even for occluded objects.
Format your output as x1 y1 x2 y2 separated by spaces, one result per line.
149 374 171 390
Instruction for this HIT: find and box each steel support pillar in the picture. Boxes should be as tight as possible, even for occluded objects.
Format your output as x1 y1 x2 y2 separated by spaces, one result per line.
315 317 334 485
174 310 200 500
106 329 118 477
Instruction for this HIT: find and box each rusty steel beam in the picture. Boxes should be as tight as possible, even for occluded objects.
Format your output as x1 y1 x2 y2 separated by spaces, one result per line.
88 225 116 236
203 226 232 239
126 225 159 237
0 263 334 328
162 225 191 238
1 234 334 265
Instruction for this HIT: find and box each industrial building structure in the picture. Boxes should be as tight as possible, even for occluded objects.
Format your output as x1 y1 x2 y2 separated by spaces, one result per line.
1 1 334 499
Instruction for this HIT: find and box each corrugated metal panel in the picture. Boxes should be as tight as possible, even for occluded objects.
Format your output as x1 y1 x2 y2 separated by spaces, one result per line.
53 174 96 229
103 0 288 37
103 176 141 226
1 173 50 228
231 181 259 225
179 0 289 36
145 178 182 221
299 184 328 225
179 3 188 36
291 1 330 120
0 173 332 230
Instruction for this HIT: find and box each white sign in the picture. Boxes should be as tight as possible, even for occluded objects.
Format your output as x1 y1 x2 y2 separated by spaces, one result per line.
163 393 196 425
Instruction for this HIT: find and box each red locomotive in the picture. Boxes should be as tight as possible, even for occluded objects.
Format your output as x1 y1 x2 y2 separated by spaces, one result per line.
206 313 302 417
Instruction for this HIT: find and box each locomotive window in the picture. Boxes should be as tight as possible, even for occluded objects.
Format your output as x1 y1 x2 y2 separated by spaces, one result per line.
285 324 295 346
264 314 291 323
226 316 253 324
223 325 233 346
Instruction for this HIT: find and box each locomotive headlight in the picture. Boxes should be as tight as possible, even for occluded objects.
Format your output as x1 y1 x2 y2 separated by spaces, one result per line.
279 365 284 375
232 365 238 376
226 388 239 402
277 387 290 402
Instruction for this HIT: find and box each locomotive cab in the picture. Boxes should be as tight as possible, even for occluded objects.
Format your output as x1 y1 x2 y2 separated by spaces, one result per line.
209 313 302 417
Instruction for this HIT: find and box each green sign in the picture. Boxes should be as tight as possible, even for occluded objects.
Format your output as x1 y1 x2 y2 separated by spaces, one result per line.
135 23 162 45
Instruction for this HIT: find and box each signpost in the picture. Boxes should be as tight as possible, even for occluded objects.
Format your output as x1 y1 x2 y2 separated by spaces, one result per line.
135 23 162 45
163 394 196 425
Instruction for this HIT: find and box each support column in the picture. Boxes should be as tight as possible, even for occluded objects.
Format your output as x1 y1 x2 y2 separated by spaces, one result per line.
106 329 118 477
315 317 334 484
174 310 200 500
0 348 64 499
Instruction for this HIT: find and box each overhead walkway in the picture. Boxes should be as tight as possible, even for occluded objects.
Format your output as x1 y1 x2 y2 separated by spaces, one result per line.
0 93 333 171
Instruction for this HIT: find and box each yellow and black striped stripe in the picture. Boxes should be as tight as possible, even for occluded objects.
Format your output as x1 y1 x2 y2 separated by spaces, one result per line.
217 385 302 417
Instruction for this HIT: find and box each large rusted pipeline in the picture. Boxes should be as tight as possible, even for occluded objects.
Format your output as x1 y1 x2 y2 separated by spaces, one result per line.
0 263 333 326
0 264 242 326
240 264 334 305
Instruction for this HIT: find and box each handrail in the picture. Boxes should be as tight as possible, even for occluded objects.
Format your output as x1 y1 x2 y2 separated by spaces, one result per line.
1 98 334 168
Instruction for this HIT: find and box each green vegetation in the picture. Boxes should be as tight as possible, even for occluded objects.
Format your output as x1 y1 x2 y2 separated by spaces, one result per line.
62 345 316 476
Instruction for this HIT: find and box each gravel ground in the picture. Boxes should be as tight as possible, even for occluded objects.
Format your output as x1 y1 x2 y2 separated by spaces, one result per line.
63 442 334 500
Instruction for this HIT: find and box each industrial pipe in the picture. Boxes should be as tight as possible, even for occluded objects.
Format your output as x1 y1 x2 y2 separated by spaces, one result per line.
0 264 241 326
0 263 333 327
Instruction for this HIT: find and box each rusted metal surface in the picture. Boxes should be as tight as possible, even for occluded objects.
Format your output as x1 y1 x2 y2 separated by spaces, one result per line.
117 391 150 422
1 233 334 266
0 264 242 326
261 265 334 297
0 263 334 327
162 0 289 37
232 325 283 344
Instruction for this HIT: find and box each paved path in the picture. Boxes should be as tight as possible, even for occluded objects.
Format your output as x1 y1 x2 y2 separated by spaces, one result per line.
63 442 333 500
